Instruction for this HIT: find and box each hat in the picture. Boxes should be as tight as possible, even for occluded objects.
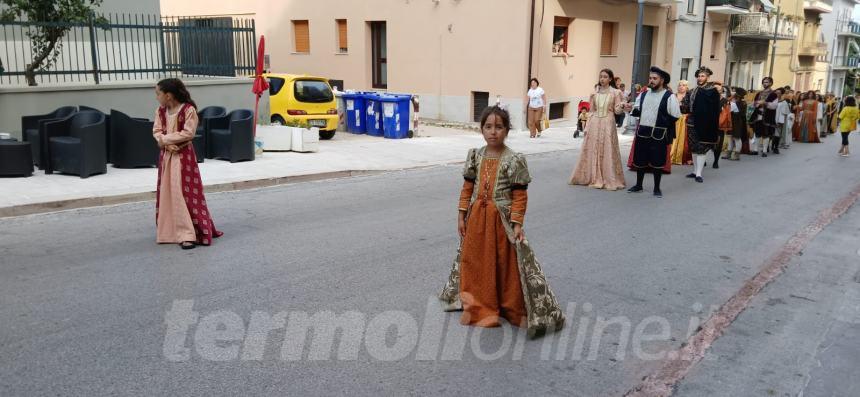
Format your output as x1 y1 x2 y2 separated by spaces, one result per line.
649 66 671 85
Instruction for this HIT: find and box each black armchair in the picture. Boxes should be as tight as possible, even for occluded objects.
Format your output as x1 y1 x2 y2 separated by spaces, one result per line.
21 106 77 168
78 106 112 162
195 106 227 163
110 110 158 168
45 111 107 178
207 109 255 163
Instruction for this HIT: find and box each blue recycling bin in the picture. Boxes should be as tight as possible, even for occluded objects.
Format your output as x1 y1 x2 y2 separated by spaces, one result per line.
342 92 367 134
364 93 383 137
380 95 412 139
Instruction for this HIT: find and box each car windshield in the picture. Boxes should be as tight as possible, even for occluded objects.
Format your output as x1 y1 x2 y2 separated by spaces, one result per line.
294 80 334 103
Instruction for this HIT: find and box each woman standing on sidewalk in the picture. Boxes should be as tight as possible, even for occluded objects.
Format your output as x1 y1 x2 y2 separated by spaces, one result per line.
153 78 223 249
569 69 626 190
439 106 564 338
524 78 547 138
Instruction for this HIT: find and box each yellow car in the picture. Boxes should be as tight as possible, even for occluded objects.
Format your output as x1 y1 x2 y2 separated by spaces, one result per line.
266 73 338 140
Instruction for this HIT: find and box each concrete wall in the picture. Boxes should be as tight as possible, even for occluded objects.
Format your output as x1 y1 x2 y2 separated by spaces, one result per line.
98 0 161 15
701 13 730 83
670 1 707 83
0 79 255 140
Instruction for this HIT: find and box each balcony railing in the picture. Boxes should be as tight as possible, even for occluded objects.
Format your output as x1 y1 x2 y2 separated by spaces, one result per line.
706 0 752 14
836 20 860 36
731 13 798 40
833 56 860 69
798 42 828 56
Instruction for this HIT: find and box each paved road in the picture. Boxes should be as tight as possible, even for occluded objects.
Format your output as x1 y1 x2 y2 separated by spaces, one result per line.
1 134 859 396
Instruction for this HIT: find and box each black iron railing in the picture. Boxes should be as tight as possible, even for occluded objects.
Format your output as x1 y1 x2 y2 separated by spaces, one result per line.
0 14 256 86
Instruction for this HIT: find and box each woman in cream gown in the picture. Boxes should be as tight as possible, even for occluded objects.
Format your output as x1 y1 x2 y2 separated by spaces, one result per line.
570 69 626 190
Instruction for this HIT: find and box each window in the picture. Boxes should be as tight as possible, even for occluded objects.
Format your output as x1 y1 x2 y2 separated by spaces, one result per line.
268 77 286 96
680 58 692 81
553 17 571 54
601 22 618 56
336 19 348 53
687 0 696 14
293 20 310 53
710 31 722 59
472 91 489 122
549 102 567 120
294 79 334 103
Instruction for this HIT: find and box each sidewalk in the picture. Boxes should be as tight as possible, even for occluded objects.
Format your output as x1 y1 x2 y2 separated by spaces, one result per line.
1 124 633 217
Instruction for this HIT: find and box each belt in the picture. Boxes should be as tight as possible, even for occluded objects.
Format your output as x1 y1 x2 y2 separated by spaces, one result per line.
637 125 668 140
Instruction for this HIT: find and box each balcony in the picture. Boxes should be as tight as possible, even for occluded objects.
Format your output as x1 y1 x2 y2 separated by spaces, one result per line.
706 0 751 15
804 0 833 14
836 20 860 36
798 42 828 57
730 13 798 40
833 56 860 70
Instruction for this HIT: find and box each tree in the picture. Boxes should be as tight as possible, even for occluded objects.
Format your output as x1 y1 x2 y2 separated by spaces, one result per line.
0 0 105 86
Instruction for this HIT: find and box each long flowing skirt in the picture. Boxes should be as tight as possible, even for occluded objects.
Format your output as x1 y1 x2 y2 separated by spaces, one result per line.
156 145 223 245
670 115 692 165
459 199 527 328
570 115 626 190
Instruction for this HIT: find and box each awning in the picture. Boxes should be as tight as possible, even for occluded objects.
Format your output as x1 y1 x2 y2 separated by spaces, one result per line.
760 0 776 13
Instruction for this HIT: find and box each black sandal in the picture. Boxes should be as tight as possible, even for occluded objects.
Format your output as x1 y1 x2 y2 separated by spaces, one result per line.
180 242 196 250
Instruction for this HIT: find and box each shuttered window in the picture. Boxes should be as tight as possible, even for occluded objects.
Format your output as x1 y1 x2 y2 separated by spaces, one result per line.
601 22 617 56
293 20 310 53
336 19 348 53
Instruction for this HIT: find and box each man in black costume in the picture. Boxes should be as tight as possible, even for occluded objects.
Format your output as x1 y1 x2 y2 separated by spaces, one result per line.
626 66 680 198
681 67 721 183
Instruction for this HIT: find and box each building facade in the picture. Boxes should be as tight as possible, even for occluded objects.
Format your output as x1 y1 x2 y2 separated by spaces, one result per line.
822 0 860 97
162 0 681 127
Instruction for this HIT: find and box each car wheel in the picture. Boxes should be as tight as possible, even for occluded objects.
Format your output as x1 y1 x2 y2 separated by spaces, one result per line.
271 115 286 125
319 130 336 140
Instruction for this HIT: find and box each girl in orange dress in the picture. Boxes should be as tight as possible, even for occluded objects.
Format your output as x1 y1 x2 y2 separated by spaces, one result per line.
439 106 564 338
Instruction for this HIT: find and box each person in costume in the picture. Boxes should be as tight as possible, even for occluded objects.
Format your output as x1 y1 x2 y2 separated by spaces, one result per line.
570 69 627 190
681 67 720 183
794 91 821 143
750 76 780 156
439 106 565 338
669 80 693 165
715 82 731 166
625 66 680 197
152 78 223 249
726 87 748 161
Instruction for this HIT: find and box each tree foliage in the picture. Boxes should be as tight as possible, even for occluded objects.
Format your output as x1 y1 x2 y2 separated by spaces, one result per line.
1 0 105 86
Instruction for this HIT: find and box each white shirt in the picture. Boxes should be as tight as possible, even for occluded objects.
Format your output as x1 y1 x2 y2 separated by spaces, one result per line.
776 101 791 124
730 101 739 113
633 88 681 128
527 87 545 109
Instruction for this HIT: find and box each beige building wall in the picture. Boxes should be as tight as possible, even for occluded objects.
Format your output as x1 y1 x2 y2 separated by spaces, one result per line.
701 13 731 83
162 0 676 125
532 0 673 119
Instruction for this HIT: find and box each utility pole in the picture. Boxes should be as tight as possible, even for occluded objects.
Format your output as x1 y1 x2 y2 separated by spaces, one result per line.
768 4 781 78
631 0 645 100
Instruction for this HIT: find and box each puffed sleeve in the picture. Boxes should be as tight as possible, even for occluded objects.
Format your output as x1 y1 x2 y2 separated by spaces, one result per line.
510 189 527 225
509 153 532 187
462 148 478 182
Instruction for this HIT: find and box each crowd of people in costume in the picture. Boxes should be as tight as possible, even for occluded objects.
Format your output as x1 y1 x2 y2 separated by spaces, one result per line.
569 66 860 197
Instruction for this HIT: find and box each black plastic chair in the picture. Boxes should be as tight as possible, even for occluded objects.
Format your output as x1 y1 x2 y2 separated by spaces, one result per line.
0 142 34 177
110 110 158 168
21 106 77 168
79 106 112 162
45 111 107 178
196 106 227 163
207 109 255 163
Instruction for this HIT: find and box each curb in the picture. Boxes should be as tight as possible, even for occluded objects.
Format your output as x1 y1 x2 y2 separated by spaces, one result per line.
0 170 384 219
0 147 580 219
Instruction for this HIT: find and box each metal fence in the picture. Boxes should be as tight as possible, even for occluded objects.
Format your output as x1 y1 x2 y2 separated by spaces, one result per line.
0 14 256 86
